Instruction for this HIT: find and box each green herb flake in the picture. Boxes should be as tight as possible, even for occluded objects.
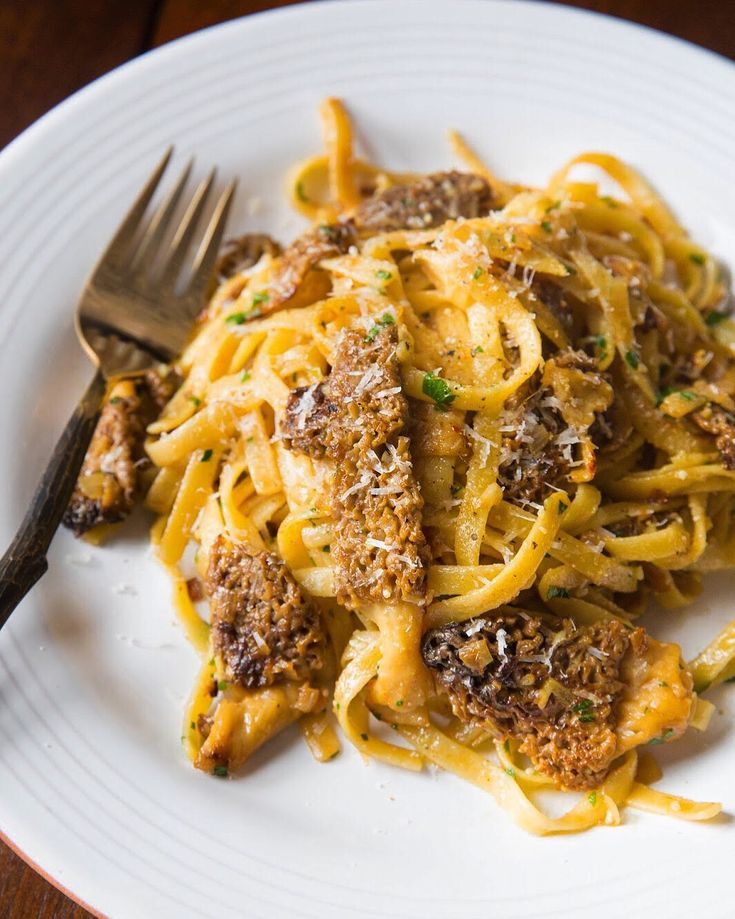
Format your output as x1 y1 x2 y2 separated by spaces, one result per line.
241 370 251 382
658 680 669 688
201 449 213 463
472 266 483 280
503 739 510 753
649 728 675 745
471 345 485 356
573 699 596 723
450 483 463 496
217 680 228 692
588 792 597 806
689 252 706 265
545 200 561 213
319 224 337 240
365 312 396 342
540 220 553 234
295 181 309 203
505 767 516 777
252 290 270 306
189 396 201 408
595 335 608 359
395 699 404 707
375 269 393 282
109 396 122 404
225 311 247 325
558 500 568 513
422 370 456 411
213 765 228 778
547 586 570 600
705 310 727 326
600 195 618 208
624 349 640 370
190 721 196 730
679 390 696 401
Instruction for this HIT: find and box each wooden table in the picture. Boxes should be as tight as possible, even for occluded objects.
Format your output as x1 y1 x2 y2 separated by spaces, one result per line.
0 0 732 915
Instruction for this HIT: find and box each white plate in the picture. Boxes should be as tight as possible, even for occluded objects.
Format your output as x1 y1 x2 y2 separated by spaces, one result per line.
1 2 734 916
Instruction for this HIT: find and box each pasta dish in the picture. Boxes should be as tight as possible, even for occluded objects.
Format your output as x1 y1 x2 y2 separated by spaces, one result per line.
63 99 735 834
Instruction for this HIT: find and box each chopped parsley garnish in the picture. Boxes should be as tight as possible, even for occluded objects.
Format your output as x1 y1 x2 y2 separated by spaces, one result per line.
319 224 337 240
649 728 675 745
217 680 228 692
395 699 404 707
558 500 568 513
422 370 456 411
505 767 515 777
658 680 669 687
689 252 706 265
190 721 196 730
588 792 597 806
705 310 727 326
624 349 639 370
656 387 695 406
471 345 485 356
201 449 213 462
573 699 595 723
225 311 247 325
375 269 392 282
189 395 201 408
595 335 608 360
600 195 618 208
252 290 270 306
450 483 463 496
547 586 570 600
472 266 483 280
545 200 561 213
109 396 121 404
295 181 309 202
213 765 228 778
510 233 516 243
241 370 251 382
503 739 510 753
365 312 396 342
540 220 553 234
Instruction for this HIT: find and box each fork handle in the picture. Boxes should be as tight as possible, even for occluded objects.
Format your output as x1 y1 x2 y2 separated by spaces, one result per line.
0 370 107 631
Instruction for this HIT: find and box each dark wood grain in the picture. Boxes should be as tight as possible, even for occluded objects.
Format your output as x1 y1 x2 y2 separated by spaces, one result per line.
0 1 731 916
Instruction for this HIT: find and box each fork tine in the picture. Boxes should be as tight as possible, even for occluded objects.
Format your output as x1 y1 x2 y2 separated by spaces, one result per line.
158 169 216 290
96 147 173 270
185 179 237 303
132 158 193 278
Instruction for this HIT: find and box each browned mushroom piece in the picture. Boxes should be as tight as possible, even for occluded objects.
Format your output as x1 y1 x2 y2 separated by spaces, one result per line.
690 403 735 469
353 171 496 233
215 233 281 280
63 366 179 536
281 324 405 460
207 536 326 689
422 611 693 790
497 349 613 506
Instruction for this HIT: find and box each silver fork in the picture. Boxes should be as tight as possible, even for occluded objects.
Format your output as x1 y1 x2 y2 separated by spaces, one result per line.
0 150 236 629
